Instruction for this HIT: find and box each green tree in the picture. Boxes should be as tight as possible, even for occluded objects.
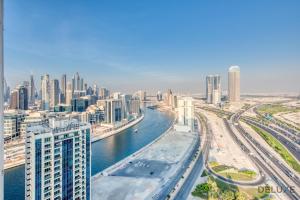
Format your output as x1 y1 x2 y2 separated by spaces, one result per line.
221 190 235 200
235 191 248 200
207 177 219 199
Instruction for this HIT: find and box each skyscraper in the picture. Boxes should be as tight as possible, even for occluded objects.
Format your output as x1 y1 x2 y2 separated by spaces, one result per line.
80 78 84 90
9 89 19 109
228 66 240 102
66 81 73 105
9 85 29 110
175 97 195 132
18 85 29 110
41 74 50 110
99 87 109 99
75 72 80 90
50 79 60 108
30 74 35 105
25 118 91 200
206 75 221 104
60 74 67 103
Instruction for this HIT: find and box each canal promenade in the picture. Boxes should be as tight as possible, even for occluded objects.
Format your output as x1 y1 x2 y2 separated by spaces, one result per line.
91 114 144 142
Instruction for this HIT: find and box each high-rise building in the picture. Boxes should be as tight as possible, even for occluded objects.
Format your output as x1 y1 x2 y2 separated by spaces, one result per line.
30 74 35 105
72 74 76 92
75 72 80 90
18 85 29 110
97 99 124 125
164 89 173 106
4 110 26 141
60 74 67 103
99 87 109 99
71 97 89 112
3 78 10 103
50 79 60 108
137 90 146 101
66 81 73 105
93 84 98 96
9 89 19 109
41 74 50 110
25 118 91 200
228 66 240 102
206 75 221 104
9 85 29 110
80 78 84 90
157 91 163 101
175 97 195 132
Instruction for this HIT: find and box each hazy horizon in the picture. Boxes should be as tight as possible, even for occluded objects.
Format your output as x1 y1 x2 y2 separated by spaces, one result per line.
4 1 300 94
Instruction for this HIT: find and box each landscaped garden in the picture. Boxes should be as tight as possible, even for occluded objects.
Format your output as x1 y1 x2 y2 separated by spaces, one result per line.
192 175 271 200
208 161 257 181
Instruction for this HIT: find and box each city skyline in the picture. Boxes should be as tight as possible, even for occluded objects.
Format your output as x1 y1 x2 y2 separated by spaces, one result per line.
4 1 300 94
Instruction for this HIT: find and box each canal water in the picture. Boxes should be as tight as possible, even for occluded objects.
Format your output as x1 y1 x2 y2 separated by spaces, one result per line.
4 108 174 200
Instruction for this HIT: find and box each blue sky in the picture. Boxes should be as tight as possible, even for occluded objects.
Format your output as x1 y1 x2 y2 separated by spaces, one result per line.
4 0 300 94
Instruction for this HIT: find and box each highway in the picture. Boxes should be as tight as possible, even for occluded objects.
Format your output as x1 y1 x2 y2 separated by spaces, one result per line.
231 110 300 200
253 106 300 137
243 118 300 161
173 113 211 200
243 115 300 145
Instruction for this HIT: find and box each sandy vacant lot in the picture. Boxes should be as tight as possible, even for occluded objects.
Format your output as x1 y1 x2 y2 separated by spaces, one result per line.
204 111 256 171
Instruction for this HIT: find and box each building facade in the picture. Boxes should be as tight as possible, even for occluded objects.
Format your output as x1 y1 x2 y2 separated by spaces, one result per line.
25 119 91 200
41 74 50 110
50 79 60 109
206 75 221 104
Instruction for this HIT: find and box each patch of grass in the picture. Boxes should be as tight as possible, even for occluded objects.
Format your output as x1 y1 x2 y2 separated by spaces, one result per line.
219 172 256 181
257 104 293 115
208 161 219 167
192 176 270 200
209 162 257 181
250 125 300 173
212 165 232 172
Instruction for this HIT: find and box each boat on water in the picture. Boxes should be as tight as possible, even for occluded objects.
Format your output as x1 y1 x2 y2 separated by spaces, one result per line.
134 129 138 133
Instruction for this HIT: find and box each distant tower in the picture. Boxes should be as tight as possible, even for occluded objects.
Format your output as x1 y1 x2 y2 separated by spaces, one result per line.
206 75 221 104
175 97 195 132
41 74 50 110
228 66 240 102
18 85 29 110
80 78 84 90
60 74 67 103
66 81 73 105
9 89 19 109
75 72 80 90
29 74 35 105
50 79 60 108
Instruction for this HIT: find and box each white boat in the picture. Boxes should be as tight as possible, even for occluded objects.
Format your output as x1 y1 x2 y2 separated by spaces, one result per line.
134 129 138 133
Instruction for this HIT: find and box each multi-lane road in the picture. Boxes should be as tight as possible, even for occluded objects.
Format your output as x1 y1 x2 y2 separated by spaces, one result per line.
173 113 211 200
232 110 300 200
